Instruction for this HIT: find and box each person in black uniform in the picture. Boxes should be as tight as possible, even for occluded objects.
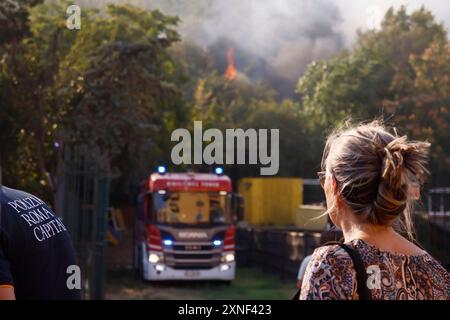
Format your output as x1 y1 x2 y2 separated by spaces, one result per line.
0 186 81 299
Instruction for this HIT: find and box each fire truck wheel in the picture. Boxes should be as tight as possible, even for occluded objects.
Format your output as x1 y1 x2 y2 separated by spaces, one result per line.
134 246 145 280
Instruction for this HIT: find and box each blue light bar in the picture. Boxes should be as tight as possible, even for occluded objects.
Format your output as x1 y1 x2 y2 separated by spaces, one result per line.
163 239 173 246
214 167 224 175
213 240 222 246
157 166 167 174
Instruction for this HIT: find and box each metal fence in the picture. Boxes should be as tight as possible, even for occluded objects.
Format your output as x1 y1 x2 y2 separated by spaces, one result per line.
238 192 450 279
416 188 450 269
59 147 110 299
236 227 323 280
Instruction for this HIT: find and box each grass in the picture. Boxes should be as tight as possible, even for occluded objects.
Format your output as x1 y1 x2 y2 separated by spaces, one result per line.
105 267 296 300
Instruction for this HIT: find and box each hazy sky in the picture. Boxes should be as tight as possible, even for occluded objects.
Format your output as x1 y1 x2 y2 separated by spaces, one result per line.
335 0 450 46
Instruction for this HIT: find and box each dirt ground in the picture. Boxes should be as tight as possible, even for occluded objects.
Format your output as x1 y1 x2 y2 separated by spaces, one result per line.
105 267 296 300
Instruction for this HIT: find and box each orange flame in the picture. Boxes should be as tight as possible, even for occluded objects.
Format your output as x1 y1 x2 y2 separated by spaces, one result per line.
225 48 237 80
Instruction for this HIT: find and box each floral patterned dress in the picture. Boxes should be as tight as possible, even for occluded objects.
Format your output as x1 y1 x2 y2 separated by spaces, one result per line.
299 239 450 300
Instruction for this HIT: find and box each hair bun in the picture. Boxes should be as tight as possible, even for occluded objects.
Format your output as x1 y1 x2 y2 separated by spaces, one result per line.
374 136 430 223
381 136 408 191
384 137 430 181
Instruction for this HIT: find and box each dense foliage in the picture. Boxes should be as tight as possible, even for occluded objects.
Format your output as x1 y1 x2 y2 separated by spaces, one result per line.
1 2 449 203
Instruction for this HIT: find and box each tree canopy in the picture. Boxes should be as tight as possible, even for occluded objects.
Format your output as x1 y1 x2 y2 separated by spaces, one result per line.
1 3 449 203
1 1 185 201
296 6 450 184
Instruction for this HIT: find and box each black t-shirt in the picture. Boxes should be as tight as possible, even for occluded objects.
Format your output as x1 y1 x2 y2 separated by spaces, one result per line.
0 186 81 299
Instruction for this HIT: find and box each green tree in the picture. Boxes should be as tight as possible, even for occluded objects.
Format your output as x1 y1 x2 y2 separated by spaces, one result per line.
298 6 446 125
245 99 321 177
191 71 275 129
296 6 449 182
384 42 450 185
1 1 185 202
0 0 43 45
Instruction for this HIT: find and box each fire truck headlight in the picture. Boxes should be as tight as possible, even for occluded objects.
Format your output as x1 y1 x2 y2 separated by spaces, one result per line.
149 253 160 263
214 167 224 175
222 253 234 263
213 240 222 246
163 239 173 246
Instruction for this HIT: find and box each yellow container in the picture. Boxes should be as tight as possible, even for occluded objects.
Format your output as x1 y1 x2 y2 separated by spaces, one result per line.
295 205 327 230
238 178 303 225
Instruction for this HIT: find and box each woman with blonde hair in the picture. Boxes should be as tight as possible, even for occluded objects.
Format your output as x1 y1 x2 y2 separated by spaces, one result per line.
299 121 450 300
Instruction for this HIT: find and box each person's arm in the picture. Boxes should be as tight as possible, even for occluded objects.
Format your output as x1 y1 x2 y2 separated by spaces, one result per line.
297 255 312 289
299 245 356 300
0 231 15 300
0 285 15 300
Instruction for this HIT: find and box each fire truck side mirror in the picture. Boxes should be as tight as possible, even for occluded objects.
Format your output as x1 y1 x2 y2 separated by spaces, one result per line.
232 193 245 222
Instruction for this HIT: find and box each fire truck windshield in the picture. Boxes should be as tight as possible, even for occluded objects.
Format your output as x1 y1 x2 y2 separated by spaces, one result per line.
152 191 231 225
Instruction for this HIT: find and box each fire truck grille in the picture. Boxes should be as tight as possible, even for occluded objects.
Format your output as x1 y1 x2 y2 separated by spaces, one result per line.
173 245 213 251
164 242 222 269
172 253 213 260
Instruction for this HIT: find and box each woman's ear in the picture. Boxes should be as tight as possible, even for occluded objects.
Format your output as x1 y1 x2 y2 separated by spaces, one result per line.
331 175 339 196
331 175 344 209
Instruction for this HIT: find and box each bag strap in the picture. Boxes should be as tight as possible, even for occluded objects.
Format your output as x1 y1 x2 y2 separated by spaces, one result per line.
324 241 371 300
0 185 2 227
292 287 301 300
292 241 371 300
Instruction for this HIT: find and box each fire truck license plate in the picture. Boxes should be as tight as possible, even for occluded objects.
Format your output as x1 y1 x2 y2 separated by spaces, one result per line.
184 271 201 277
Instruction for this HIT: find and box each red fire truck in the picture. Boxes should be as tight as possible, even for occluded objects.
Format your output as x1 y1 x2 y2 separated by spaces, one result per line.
134 166 243 281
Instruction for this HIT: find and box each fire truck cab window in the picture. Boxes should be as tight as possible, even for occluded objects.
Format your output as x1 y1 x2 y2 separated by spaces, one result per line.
152 191 230 225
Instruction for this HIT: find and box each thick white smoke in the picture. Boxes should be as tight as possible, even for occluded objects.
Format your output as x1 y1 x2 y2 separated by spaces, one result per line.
186 0 344 83
78 0 450 96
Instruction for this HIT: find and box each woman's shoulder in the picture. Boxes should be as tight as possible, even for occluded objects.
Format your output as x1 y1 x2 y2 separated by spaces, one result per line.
309 243 358 279
300 244 357 300
311 243 354 264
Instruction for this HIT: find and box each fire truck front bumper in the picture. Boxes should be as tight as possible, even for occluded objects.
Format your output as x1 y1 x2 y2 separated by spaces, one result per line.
144 262 236 281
